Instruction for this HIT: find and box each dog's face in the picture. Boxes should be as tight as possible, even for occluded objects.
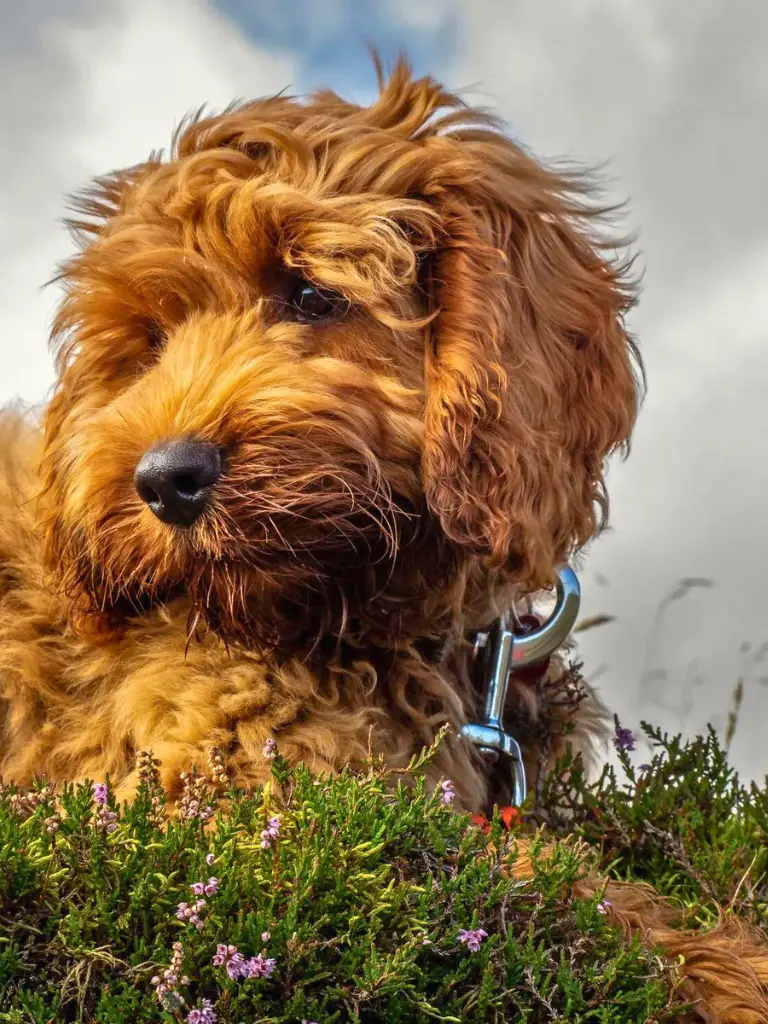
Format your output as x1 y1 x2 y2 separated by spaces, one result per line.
39 62 641 650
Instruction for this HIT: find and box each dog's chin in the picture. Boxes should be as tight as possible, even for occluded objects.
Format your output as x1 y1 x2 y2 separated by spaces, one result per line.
67 533 396 657
183 545 399 658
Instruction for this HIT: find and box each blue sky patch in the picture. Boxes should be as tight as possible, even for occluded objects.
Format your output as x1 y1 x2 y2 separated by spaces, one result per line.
213 0 458 102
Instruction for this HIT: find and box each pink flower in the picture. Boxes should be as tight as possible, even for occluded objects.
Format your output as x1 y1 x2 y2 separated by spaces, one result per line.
261 931 271 942
177 899 206 929
440 780 456 806
186 999 217 1023
457 928 488 953
597 900 612 915
212 944 247 980
191 877 219 897
263 737 277 760
92 782 109 805
206 853 215 866
243 953 277 978
260 815 281 849
95 803 118 832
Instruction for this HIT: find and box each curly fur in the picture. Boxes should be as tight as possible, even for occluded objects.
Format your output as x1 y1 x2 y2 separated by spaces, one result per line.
1 57 764 1019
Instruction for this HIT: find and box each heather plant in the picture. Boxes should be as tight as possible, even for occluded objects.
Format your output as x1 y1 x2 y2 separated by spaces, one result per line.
0 720 765 1023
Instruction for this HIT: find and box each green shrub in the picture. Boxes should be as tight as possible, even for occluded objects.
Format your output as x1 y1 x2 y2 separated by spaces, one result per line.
1 722 765 1023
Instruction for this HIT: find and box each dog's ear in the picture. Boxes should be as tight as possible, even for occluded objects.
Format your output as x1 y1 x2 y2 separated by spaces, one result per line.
421 157 642 589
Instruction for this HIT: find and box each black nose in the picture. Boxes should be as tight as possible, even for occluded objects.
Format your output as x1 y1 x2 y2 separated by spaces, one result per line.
134 440 221 527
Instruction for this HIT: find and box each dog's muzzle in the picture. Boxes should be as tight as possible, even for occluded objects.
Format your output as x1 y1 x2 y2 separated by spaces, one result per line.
461 566 581 807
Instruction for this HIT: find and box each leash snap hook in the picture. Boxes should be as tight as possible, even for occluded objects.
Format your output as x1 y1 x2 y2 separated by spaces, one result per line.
459 566 581 807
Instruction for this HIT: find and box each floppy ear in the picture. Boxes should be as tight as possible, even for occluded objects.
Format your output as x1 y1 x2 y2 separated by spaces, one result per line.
422 161 642 589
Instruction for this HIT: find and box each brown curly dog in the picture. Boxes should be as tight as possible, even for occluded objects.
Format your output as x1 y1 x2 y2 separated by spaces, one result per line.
1 58 766 1020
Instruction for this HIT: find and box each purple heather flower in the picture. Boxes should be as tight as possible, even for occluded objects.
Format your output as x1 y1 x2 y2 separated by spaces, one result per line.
261 930 271 942
260 815 281 849
152 943 187 1011
457 928 488 953
95 803 118 832
191 876 219 897
440 780 456 806
613 722 636 753
186 1000 217 1024
177 899 206 929
206 853 216 866
92 782 108 805
597 900 612 915
263 737 277 760
638 763 651 773
212 944 247 980
244 953 277 978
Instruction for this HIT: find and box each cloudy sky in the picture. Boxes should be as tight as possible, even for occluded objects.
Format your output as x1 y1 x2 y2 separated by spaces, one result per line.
2 0 766 778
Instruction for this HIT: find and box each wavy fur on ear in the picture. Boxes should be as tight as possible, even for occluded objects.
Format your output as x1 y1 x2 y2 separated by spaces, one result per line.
420 126 643 586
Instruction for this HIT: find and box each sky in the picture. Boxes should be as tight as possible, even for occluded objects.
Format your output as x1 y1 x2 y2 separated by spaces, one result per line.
1 0 766 779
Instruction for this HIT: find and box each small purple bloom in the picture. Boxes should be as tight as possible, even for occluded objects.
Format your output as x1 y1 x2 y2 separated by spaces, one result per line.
457 928 488 953
206 853 216 866
613 722 636 753
186 999 217 1024
243 953 277 978
177 898 206 928
261 930 271 942
212 944 247 980
95 803 118 832
263 737 277 760
92 783 108 805
597 900 612 915
190 877 218 896
260 815 281 848
440 780 456 806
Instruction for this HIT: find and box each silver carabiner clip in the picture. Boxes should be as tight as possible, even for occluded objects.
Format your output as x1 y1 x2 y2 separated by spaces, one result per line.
459 566 581 807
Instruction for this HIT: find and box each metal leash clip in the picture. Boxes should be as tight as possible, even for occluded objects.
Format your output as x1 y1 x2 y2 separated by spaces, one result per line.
459 567 581 807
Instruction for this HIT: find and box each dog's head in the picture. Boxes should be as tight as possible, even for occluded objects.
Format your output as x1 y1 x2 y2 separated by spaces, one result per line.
39 59 641 651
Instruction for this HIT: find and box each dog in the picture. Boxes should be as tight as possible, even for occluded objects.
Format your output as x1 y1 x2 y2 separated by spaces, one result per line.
1 59 766 1020
0 57 638 806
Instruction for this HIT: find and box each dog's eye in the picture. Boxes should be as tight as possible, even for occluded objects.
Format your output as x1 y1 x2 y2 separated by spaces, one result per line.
287 278 345 323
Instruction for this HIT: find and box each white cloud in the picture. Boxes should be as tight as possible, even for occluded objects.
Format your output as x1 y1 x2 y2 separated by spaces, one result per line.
0 0 297 409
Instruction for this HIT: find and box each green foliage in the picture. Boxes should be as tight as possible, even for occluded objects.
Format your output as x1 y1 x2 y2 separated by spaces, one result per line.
1 723 764 1023
541 722 768 931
